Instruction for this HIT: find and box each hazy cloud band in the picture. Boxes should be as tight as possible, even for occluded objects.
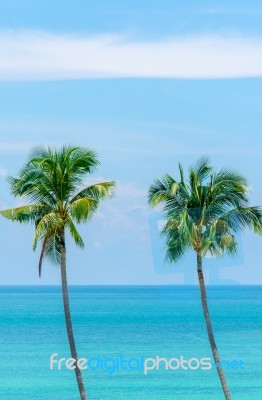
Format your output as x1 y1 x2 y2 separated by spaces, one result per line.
0 31 262 80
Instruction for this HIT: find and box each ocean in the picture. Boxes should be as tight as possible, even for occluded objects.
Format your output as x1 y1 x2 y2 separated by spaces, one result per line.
0 286 261 399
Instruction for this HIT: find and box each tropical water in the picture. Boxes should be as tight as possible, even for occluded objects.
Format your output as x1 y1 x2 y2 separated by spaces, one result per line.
0 286 261 400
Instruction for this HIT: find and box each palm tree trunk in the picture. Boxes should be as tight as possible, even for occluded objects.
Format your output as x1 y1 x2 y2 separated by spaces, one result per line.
60 228 88 400
197 253 231 400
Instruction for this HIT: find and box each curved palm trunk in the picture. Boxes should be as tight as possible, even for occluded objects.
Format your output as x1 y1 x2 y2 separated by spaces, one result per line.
197 253 231 400
60 229 88 400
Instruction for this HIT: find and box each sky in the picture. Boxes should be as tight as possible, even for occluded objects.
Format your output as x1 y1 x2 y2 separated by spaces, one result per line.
0 1 262 285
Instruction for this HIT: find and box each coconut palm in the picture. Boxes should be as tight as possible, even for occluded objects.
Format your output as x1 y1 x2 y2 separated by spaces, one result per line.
1 145 116 400
148 157 262 400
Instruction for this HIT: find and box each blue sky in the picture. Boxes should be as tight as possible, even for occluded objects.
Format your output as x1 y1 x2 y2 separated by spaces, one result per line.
0 1 262 285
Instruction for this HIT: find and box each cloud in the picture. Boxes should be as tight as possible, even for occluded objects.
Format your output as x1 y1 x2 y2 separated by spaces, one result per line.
204 7 262 15
98 203 150 243
116 182 147 198
85 180 149 242
0 31 262 80
0 142 36 153
83 178 147 199
0 167 7 177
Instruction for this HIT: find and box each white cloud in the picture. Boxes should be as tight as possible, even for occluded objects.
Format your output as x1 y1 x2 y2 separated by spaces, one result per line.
204 7 262 15
0 167 7 177
0 142 36 153
116 182 147 198
84 180 149 242
83 178 146 199
0 31 262 80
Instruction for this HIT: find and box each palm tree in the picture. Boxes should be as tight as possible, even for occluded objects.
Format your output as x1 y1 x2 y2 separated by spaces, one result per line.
1 145 116 400
148 157 262 400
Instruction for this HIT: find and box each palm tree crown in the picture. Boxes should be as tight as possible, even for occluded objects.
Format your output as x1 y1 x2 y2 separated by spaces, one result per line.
1 145 115 274
148 156 262 262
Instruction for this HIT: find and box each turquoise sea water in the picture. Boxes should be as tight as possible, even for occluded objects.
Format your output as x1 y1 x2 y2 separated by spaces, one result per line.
0 286 261 400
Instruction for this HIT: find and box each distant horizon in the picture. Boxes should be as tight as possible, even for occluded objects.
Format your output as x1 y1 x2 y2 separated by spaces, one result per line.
1 284 262 287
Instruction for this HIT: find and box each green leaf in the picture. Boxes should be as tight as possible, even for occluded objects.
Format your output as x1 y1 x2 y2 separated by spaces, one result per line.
67 217 84 248
0 204 50 223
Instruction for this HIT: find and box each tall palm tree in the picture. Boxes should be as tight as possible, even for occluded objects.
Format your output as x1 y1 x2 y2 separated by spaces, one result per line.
148 157 262 400
1 145 116 400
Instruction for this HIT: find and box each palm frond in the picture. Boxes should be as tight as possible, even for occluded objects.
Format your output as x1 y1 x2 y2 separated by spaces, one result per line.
69 197 99 222
42 233 61 265
222 206 262 234
193 156 212 182
70 181 116 203
163 219 190 263
148 174 187 208
67 217 84 248
67 147 99 175
0 204 50 223
38 235 49 276
33 212 63 250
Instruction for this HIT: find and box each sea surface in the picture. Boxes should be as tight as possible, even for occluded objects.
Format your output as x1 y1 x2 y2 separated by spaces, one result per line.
0 285 261 400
